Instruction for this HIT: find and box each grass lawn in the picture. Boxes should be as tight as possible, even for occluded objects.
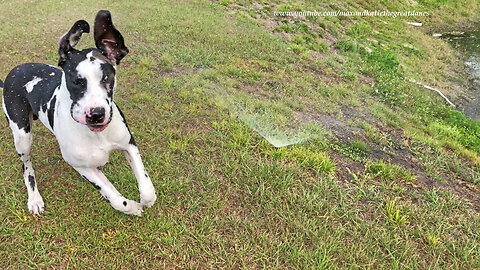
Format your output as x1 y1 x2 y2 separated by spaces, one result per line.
1 0 480 268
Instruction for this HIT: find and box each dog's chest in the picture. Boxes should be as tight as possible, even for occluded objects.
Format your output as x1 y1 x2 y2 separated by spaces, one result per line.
53 95 130 168
59 133 112 167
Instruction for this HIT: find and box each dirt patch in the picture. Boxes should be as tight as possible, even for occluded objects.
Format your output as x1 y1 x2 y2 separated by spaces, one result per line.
309 107 480 211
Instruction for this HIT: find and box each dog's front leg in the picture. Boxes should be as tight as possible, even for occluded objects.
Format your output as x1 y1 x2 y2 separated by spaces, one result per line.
74 167 144 216
123 144 157 208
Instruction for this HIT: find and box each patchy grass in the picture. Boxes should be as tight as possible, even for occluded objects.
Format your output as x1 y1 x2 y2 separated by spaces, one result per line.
1 0 480 269
366 159 416 182
336 140 371 162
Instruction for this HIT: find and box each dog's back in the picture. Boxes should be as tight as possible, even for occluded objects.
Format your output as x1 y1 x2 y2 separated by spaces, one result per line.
3 63 62 132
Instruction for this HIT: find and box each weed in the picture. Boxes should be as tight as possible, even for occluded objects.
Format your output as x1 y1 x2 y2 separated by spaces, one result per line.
159 53 174 72
426 233 442 248
347 21 372 40
334 39 358 53
385 199 408 226
291 34 328 53
265 144 335 175
291 44 307 54
366 160 416 182
347 168 375 201
219 0 231 7
336 140 370 162
341 71 357 82
276 4 291 12
274 24 293 33
357 121 392 146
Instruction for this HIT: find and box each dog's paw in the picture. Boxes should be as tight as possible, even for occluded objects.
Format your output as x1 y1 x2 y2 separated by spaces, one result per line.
121 199 144 216
141 192 157 208
28 193 44 215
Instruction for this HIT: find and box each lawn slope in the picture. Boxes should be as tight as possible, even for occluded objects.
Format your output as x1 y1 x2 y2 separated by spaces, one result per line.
1 0 480 268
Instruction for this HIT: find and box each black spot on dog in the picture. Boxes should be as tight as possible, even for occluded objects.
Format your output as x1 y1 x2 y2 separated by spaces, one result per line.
28 175 35 191
100 63 115 92
47 95 57 130
82 175 101 190
129 136 136 146
90 181 101 190
123 201 127 206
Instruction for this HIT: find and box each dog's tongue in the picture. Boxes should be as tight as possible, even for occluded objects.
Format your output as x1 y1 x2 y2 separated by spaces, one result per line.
88 125 107 132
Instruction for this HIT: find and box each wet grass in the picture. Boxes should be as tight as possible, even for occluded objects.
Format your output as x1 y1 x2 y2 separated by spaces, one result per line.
1 0 480 268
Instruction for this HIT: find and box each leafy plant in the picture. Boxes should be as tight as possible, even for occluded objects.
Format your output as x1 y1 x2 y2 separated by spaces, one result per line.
385 199 408 226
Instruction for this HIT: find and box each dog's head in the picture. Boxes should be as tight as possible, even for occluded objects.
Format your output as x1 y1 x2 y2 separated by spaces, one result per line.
58 10 128 132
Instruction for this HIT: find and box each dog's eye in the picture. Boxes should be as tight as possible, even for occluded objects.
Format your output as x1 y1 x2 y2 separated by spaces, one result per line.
102 75 110 83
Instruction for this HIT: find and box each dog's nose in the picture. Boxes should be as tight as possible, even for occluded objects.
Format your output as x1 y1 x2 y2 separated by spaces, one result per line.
86 107 105 124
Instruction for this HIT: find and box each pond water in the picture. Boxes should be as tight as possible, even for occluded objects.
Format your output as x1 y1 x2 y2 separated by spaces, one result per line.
443 29 480 121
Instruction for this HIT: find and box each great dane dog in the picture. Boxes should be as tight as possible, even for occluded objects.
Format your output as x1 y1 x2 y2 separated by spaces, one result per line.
1 10 156 216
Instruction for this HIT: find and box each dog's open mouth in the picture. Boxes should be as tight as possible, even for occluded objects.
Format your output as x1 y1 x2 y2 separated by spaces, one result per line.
88 124 108 132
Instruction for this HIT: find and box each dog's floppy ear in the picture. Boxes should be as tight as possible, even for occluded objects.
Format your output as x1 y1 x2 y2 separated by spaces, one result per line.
58 20 90 66
94 10 128 65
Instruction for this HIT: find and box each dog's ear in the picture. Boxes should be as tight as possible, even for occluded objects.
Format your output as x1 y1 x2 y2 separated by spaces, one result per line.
94 10 129 65
58 20 90 66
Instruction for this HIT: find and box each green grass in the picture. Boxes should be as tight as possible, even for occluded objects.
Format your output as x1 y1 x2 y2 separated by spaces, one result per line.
1 0 480 268
336 140 371 161
366 159 416 182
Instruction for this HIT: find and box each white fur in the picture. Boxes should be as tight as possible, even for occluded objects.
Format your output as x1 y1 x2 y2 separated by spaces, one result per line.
24 76 42 93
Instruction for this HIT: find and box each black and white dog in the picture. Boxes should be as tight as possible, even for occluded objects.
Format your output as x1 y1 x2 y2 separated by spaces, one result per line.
0 11 156 216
